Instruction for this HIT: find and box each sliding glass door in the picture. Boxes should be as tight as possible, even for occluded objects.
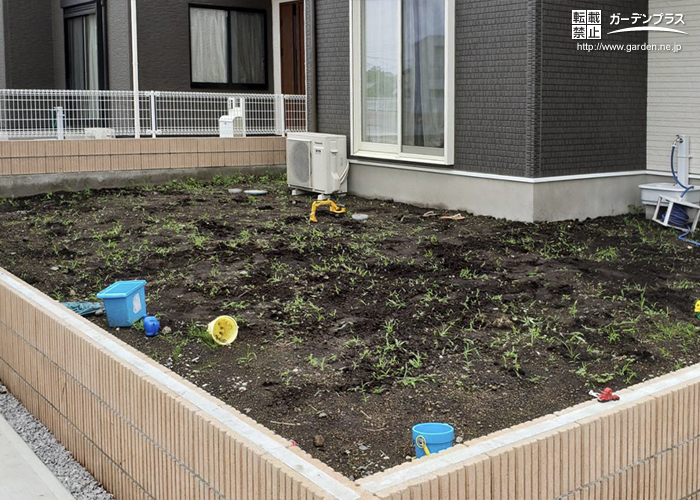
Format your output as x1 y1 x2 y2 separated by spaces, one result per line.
402 0 445 155
353 0 453 164
361 0 398 147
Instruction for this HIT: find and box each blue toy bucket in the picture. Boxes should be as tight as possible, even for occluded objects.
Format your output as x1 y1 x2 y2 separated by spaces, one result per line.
96 280 147 328
412 422 454 458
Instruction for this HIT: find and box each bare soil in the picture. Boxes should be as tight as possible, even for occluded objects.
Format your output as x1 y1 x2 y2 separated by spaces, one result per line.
1 173 700 479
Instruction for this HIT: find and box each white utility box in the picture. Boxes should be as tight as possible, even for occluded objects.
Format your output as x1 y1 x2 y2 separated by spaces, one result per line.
84 127 116 139
286 132 348 195
219 115 245 138
220 97 246 138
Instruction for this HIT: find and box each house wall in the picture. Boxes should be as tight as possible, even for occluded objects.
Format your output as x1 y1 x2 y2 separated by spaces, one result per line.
48 0 131 91
1 0 273 92
647 0 699 176
50 0 65 89
314 0 350 139
135 0 274 92
1 0 54 88
537 0 648 177
314 0 531 177
454 0 529 176
349 161 657 222
107 0 131 91
315 0 648 179
316 0 652 220
0 0 6 88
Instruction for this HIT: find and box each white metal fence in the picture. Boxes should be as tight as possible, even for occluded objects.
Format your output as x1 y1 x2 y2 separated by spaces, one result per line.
0 89 307 139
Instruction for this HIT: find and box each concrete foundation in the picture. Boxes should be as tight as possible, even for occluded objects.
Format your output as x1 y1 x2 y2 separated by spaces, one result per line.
348 160 675 222
0 165 284 198
348 161 535 222
532 173 648 221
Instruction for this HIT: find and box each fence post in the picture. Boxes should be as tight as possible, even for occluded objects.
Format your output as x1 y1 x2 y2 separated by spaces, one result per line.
149 91 157 138
55 106 65 140
240 97 247 138
275 95 286 136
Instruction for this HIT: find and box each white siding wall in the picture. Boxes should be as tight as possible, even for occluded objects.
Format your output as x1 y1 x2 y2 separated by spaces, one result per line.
647 0 700 174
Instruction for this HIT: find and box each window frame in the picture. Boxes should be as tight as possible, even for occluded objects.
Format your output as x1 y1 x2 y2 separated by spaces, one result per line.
62 0 108 90
188 4 269 91
350 0 455 165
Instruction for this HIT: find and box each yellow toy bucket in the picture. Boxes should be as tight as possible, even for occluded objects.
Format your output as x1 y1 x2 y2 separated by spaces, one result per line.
207 316 239 345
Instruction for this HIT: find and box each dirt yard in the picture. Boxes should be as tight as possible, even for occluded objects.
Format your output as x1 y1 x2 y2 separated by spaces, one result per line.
1 173 700 479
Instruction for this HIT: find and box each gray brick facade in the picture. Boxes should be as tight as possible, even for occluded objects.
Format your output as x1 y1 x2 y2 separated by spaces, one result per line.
314 0 649 178
2 0 55 89
315 0 351 139
454 0 529 176
538 0 648 177
137 0 274 92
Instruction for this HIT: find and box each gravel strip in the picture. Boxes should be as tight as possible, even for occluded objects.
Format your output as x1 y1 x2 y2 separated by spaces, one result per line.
0 380 114 500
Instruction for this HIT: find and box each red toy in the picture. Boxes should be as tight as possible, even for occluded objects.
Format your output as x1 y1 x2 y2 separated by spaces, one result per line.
589 387 620 403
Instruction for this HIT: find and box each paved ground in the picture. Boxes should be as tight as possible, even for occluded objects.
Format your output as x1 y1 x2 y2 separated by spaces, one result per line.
0 383 113 500
0 412 76 500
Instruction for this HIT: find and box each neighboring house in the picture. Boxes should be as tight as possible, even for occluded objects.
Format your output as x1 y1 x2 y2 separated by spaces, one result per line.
0 0 306 95
0 0 697 222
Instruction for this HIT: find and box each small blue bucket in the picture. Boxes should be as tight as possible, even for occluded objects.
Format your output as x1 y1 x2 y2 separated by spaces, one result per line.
412 422 454 458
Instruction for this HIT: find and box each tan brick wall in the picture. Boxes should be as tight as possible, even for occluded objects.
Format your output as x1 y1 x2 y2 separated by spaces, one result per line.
0 268 362 500
0 137 286 176
358 368 700 500
2 264 700 500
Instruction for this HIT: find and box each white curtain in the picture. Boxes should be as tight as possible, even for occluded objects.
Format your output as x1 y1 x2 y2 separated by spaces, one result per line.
231 11 265 84
190 8 228 83
402 0 445 149
84 13 100 120
85 14 99 91
361 0 398 144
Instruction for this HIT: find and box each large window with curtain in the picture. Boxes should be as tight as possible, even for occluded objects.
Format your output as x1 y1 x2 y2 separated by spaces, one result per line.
189 6 267 89
351 0 454 164
63 0 107 90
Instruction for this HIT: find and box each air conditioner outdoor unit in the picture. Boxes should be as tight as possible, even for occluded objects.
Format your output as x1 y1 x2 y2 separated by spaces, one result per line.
286 132 348 195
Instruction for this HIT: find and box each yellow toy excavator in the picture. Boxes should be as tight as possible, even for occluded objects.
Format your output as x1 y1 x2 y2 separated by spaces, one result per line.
310 200 347 223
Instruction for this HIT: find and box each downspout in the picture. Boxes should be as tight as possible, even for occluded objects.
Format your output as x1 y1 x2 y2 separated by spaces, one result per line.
130 0 140 138
306 0 317 132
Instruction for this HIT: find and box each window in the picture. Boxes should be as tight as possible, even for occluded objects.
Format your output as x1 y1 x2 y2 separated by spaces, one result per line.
190 6 267 89
63 0 107 90
351 0 454 164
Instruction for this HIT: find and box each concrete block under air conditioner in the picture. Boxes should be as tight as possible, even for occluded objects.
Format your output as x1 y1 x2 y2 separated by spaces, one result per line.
84 128 116 140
